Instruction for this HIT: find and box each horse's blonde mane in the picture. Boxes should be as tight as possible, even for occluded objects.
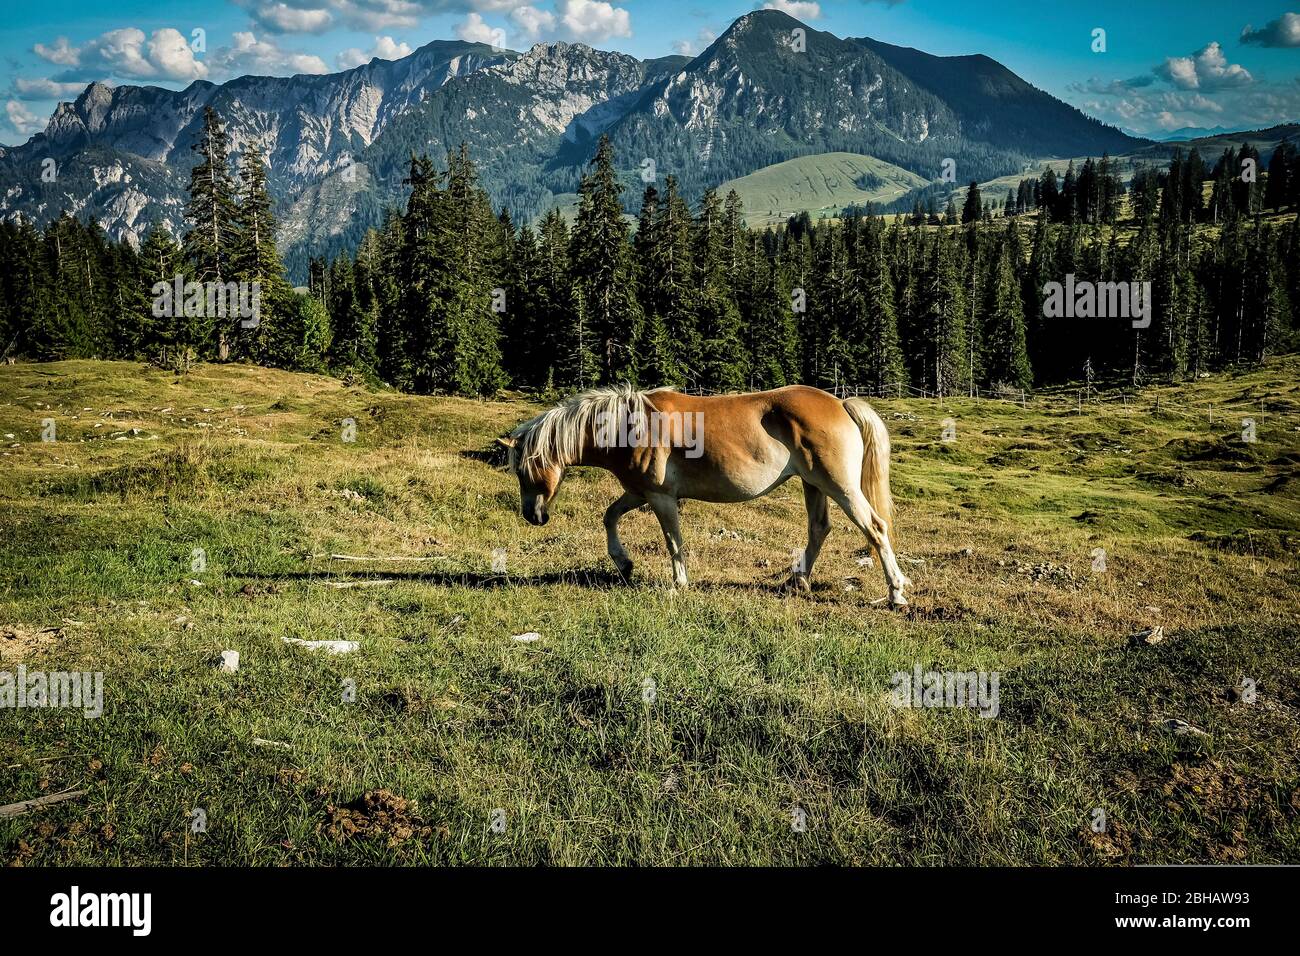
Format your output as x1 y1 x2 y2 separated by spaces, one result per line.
510 385 659 477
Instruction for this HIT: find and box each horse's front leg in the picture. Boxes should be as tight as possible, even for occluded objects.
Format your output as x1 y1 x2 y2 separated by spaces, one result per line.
604 491 644 581
647 493 688 589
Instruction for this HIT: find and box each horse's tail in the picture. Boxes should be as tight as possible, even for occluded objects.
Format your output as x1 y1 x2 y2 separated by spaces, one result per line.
841 398 893 537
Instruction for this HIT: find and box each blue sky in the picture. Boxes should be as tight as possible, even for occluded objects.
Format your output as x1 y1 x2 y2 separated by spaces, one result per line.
3 0 1299 145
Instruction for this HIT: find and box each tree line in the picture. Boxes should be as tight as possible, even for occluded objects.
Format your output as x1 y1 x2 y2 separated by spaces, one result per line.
1 114 1297 397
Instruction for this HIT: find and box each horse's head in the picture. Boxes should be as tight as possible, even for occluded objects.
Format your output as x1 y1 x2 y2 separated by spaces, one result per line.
497 434 564 526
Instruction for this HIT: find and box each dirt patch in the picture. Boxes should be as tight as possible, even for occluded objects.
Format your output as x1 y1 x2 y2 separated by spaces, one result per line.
903 603 970 623
1080 817 1134 861
0 624 61 662
321 789 435 846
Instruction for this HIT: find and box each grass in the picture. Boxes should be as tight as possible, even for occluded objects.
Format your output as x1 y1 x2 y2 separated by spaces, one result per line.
718 152 929 227
0 357 1298 865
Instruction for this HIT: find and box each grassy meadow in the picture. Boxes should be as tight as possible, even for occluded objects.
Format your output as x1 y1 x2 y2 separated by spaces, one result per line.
717 152 929 227
0 357 1297 865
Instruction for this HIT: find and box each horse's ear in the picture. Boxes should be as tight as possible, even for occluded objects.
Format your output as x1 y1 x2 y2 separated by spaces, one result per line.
496 436 516 449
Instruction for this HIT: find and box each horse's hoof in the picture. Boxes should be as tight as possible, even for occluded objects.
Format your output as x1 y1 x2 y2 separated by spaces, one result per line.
785 574 811 594
614 560 634 582
889 590 909 608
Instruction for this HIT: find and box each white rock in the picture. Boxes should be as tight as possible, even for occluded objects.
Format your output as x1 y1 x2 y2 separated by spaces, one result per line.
281 637 359 654
215 650 240 673
511 632 542 643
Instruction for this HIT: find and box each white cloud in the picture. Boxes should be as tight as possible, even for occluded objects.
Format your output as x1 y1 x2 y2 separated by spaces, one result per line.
335 35 413 69
672 27 715 56
5 100 44 138
14 78 89 100
1071 82 1300 136
456 12 507 47
558 0 632 41
510 5 557 40
31 28 208 83
371 35 413 59
1241 12 1300 48
1158 42 1252 91
333 0 424 31
761 0 822 20
33 37 81 67
148 28 209 82
209 31 329 79
249 2 335 34
239 0 418 33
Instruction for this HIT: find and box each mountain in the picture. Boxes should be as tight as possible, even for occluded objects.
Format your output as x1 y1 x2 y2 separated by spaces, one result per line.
852 37 1138 159
588 10 976 203
1156 125 1254 142
281 41 678 272
0 9 1145 278
0 40 510 248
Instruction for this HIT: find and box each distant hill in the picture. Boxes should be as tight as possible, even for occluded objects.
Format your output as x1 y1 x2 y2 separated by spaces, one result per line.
719 152 928 227
1156 125 1255 142
1133 124 1300 164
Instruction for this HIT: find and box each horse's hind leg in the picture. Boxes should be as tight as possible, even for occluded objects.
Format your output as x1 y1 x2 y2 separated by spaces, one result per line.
791 482 831 593
824 485 909 608
647 493 688 589
604 491 644 581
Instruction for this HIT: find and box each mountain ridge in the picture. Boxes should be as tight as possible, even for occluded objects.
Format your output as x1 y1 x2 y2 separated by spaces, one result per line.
0 9 1147 277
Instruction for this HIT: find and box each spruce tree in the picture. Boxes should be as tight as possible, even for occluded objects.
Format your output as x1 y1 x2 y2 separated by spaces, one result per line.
182 106 238 359
961 181 982 224
570 135 642 385
980 228 1032 390
232 141 294 365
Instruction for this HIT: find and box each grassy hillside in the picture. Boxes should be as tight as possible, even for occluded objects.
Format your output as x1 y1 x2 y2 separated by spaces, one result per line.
719 152 929 227
1 359 1298 865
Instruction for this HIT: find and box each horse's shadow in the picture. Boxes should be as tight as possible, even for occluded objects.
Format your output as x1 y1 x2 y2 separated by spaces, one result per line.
243 567 627 590
243 565 886 602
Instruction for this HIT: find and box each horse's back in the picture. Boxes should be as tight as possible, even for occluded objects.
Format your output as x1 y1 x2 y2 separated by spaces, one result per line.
649 384 848 422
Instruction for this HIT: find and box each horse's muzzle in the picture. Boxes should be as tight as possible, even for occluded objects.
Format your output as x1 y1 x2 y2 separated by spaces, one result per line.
523 499 548 525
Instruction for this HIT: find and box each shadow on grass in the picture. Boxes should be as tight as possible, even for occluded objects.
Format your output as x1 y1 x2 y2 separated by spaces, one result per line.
240 566 627 589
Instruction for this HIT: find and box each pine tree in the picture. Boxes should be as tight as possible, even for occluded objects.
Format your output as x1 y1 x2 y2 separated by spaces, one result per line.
920 228 970 396
182 106 239 360
399 145 505 395
536 209 584 389
570 135 642 385
853 217 907 391
693 189 747 390
1264 142 1291 211
980 227 1032 390
232 141 294 365
961 181 983 224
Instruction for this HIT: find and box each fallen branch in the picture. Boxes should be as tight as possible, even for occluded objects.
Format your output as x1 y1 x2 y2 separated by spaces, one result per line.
322 579 395 589
0 788 88 818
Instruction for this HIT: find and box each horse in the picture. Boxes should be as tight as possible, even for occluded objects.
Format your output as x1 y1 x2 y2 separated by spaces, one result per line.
497 384 912 607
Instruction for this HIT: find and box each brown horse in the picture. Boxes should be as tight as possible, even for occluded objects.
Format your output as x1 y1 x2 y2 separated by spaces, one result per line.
498 384 911 606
